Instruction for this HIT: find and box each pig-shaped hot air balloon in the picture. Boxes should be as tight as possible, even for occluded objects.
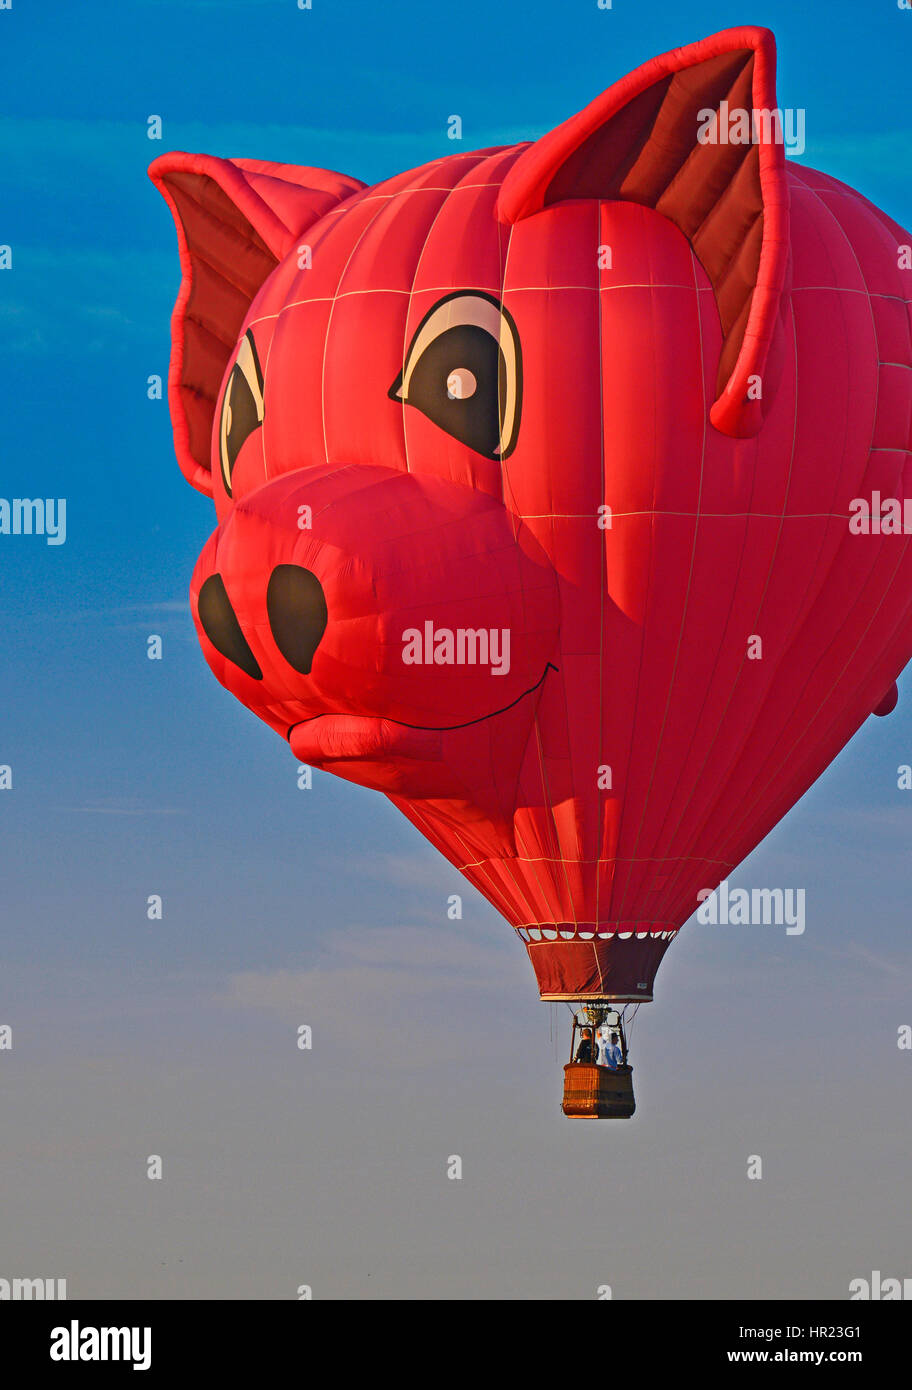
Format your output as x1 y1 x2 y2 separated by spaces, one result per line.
151 26 912 1111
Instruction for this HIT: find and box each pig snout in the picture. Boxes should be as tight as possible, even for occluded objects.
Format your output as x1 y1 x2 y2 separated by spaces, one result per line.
197 565 329 681
190 463 561 738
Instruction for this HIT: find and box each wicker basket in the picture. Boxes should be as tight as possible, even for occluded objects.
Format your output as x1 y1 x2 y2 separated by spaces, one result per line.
562 1063 636 1119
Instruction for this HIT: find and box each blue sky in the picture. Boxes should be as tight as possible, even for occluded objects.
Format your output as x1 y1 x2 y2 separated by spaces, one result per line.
2 0 911 1299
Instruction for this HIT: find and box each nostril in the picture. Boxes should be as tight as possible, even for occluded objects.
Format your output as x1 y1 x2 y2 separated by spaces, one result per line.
266 564 328 674
197 574 263 680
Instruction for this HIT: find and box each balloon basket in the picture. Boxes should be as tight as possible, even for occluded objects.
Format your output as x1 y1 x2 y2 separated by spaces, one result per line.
561 1063 636 1119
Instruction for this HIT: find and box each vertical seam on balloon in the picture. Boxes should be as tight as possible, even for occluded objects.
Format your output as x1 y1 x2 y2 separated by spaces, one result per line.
488 199 511 828
613 207 699 925
261 200 354 483
318 197 393 471
524 721 575 931
688 180 878 858
503 801 554 931
517 532 577 934
511 724 560 929
664 176 880 882
399 161 487 476
703 183 897 859
466 154 531 850
596 198 607 937
649 223 807 909
478 833 540 930
526 212 597 940
605 206 659 924
641 316 768 919
616 239 710 916
655 296 801 902
497 174 575 934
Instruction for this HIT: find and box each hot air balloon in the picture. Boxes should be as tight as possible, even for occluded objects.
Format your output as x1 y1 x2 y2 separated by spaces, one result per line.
150 25 912 1117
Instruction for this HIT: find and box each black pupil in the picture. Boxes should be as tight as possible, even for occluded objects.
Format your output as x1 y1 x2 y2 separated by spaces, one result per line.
408 324 502 458
223 361 260 485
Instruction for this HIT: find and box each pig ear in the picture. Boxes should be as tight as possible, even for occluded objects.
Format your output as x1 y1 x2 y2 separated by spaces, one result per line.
149 152 365 493
497 26 788 438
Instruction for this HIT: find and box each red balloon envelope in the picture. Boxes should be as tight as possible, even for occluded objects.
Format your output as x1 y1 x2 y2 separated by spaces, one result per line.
151 26 912 1009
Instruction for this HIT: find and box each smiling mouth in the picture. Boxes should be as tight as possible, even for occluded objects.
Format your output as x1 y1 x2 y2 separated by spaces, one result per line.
286 661 557 763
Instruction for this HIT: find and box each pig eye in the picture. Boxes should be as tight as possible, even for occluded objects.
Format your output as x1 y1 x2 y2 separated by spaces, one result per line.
218 329 265 496
390 291 522 459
